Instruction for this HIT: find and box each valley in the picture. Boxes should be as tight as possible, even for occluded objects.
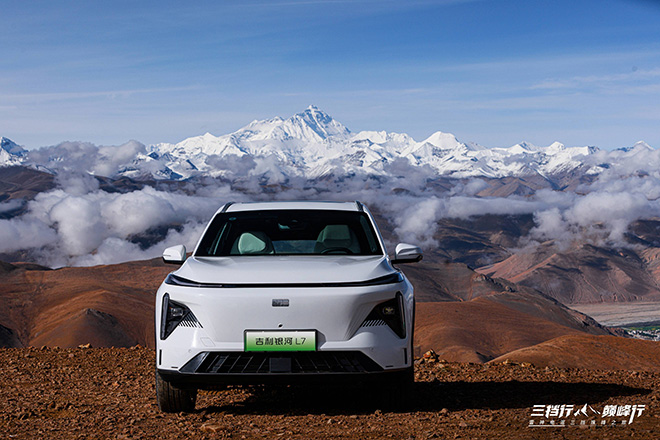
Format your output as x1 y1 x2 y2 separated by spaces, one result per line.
569 302 660 327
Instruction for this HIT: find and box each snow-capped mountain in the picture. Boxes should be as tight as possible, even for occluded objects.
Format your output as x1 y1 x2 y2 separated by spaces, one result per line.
2 106 656 182
146 106 369 179
0 137 27 166
142 105 609 181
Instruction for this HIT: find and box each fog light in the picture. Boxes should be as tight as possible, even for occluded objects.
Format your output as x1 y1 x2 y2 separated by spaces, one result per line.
382 306 396 315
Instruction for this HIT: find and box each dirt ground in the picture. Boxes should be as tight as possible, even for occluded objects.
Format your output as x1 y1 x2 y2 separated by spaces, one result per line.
1 347 658 439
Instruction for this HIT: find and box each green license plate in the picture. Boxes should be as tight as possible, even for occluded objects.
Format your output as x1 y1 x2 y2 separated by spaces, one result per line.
244 330 316 352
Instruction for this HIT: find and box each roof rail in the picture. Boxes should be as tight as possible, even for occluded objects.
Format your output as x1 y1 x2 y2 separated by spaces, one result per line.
220 202 234 213
355 201 364 212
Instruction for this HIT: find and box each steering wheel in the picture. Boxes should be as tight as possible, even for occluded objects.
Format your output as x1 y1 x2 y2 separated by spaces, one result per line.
320 247 354 254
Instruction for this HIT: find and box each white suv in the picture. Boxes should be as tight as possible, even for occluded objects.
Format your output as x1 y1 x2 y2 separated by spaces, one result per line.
155 201 422 412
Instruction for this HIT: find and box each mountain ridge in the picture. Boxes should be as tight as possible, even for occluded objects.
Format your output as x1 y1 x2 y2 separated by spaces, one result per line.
1 107 655 182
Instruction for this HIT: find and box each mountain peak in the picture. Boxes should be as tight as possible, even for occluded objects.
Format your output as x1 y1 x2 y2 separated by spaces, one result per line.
0 137 27 156
287 106 350 140
632 141 653 151
422 131 462 149
0 137 27 166
518 141 540 151
295 105 331 121
546 141 566 153
504 141 541 154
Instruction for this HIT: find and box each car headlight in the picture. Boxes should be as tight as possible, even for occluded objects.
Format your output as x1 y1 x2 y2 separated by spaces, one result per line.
362 292 406 338
160 293 202 339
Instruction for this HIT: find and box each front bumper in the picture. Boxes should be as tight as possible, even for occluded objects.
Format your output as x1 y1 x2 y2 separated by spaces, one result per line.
155 278 415 382
158 351 412 389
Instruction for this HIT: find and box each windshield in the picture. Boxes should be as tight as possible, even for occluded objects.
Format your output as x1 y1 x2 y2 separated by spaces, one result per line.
195 209 383 256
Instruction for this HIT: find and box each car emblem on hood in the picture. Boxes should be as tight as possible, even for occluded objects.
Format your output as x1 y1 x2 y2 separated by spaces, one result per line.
272 299 290 307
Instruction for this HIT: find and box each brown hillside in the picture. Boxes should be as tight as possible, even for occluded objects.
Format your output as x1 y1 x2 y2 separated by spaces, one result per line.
491 334 660 372
478 242 660 303
0 258 171 348
2 256 644 374
415 295 610 364
0 166 55 202
401 258 521 302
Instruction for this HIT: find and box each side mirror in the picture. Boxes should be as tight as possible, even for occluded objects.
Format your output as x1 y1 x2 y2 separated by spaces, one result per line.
391 243 423 264
163 245 187 264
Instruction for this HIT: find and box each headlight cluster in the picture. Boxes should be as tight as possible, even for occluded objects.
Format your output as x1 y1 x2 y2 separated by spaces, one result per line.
363 292 406 338
160 293 201 339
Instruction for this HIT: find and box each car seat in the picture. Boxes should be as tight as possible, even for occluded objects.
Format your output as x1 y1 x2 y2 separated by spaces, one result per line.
314 225 360 254
231 231 275 255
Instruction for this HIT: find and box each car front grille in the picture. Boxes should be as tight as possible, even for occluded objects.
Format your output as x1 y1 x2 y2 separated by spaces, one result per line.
180 351 383 374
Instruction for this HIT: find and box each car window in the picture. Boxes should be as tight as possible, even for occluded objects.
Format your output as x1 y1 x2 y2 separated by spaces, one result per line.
196 210 383 256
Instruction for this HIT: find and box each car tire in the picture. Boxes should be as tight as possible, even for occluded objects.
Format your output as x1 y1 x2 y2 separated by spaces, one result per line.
155 369 197 413
394 366 414 400
378 366 414 410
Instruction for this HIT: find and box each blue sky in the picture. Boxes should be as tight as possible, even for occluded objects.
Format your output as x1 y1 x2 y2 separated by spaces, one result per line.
2 0 660 149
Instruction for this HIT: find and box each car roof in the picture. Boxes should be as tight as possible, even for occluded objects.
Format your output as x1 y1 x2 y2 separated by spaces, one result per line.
217 201 363 214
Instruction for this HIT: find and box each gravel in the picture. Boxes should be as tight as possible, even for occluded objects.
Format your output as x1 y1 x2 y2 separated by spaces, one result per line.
1 347 658 439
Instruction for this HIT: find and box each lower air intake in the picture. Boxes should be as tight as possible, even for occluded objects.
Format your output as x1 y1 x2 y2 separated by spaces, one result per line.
180 351 383 374
360 319 386 327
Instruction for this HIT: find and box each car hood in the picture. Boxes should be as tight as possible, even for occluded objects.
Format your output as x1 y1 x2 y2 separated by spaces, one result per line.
173 255 395 285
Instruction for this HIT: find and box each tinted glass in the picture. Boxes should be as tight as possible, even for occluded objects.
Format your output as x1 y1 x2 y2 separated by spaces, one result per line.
195 210 383 256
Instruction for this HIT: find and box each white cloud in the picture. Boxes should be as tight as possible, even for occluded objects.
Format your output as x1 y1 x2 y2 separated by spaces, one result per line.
393 197 445 248
0 180 223 266
8 139 660 267
0 217 58 253
0 199 24 214
26 140 152 177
